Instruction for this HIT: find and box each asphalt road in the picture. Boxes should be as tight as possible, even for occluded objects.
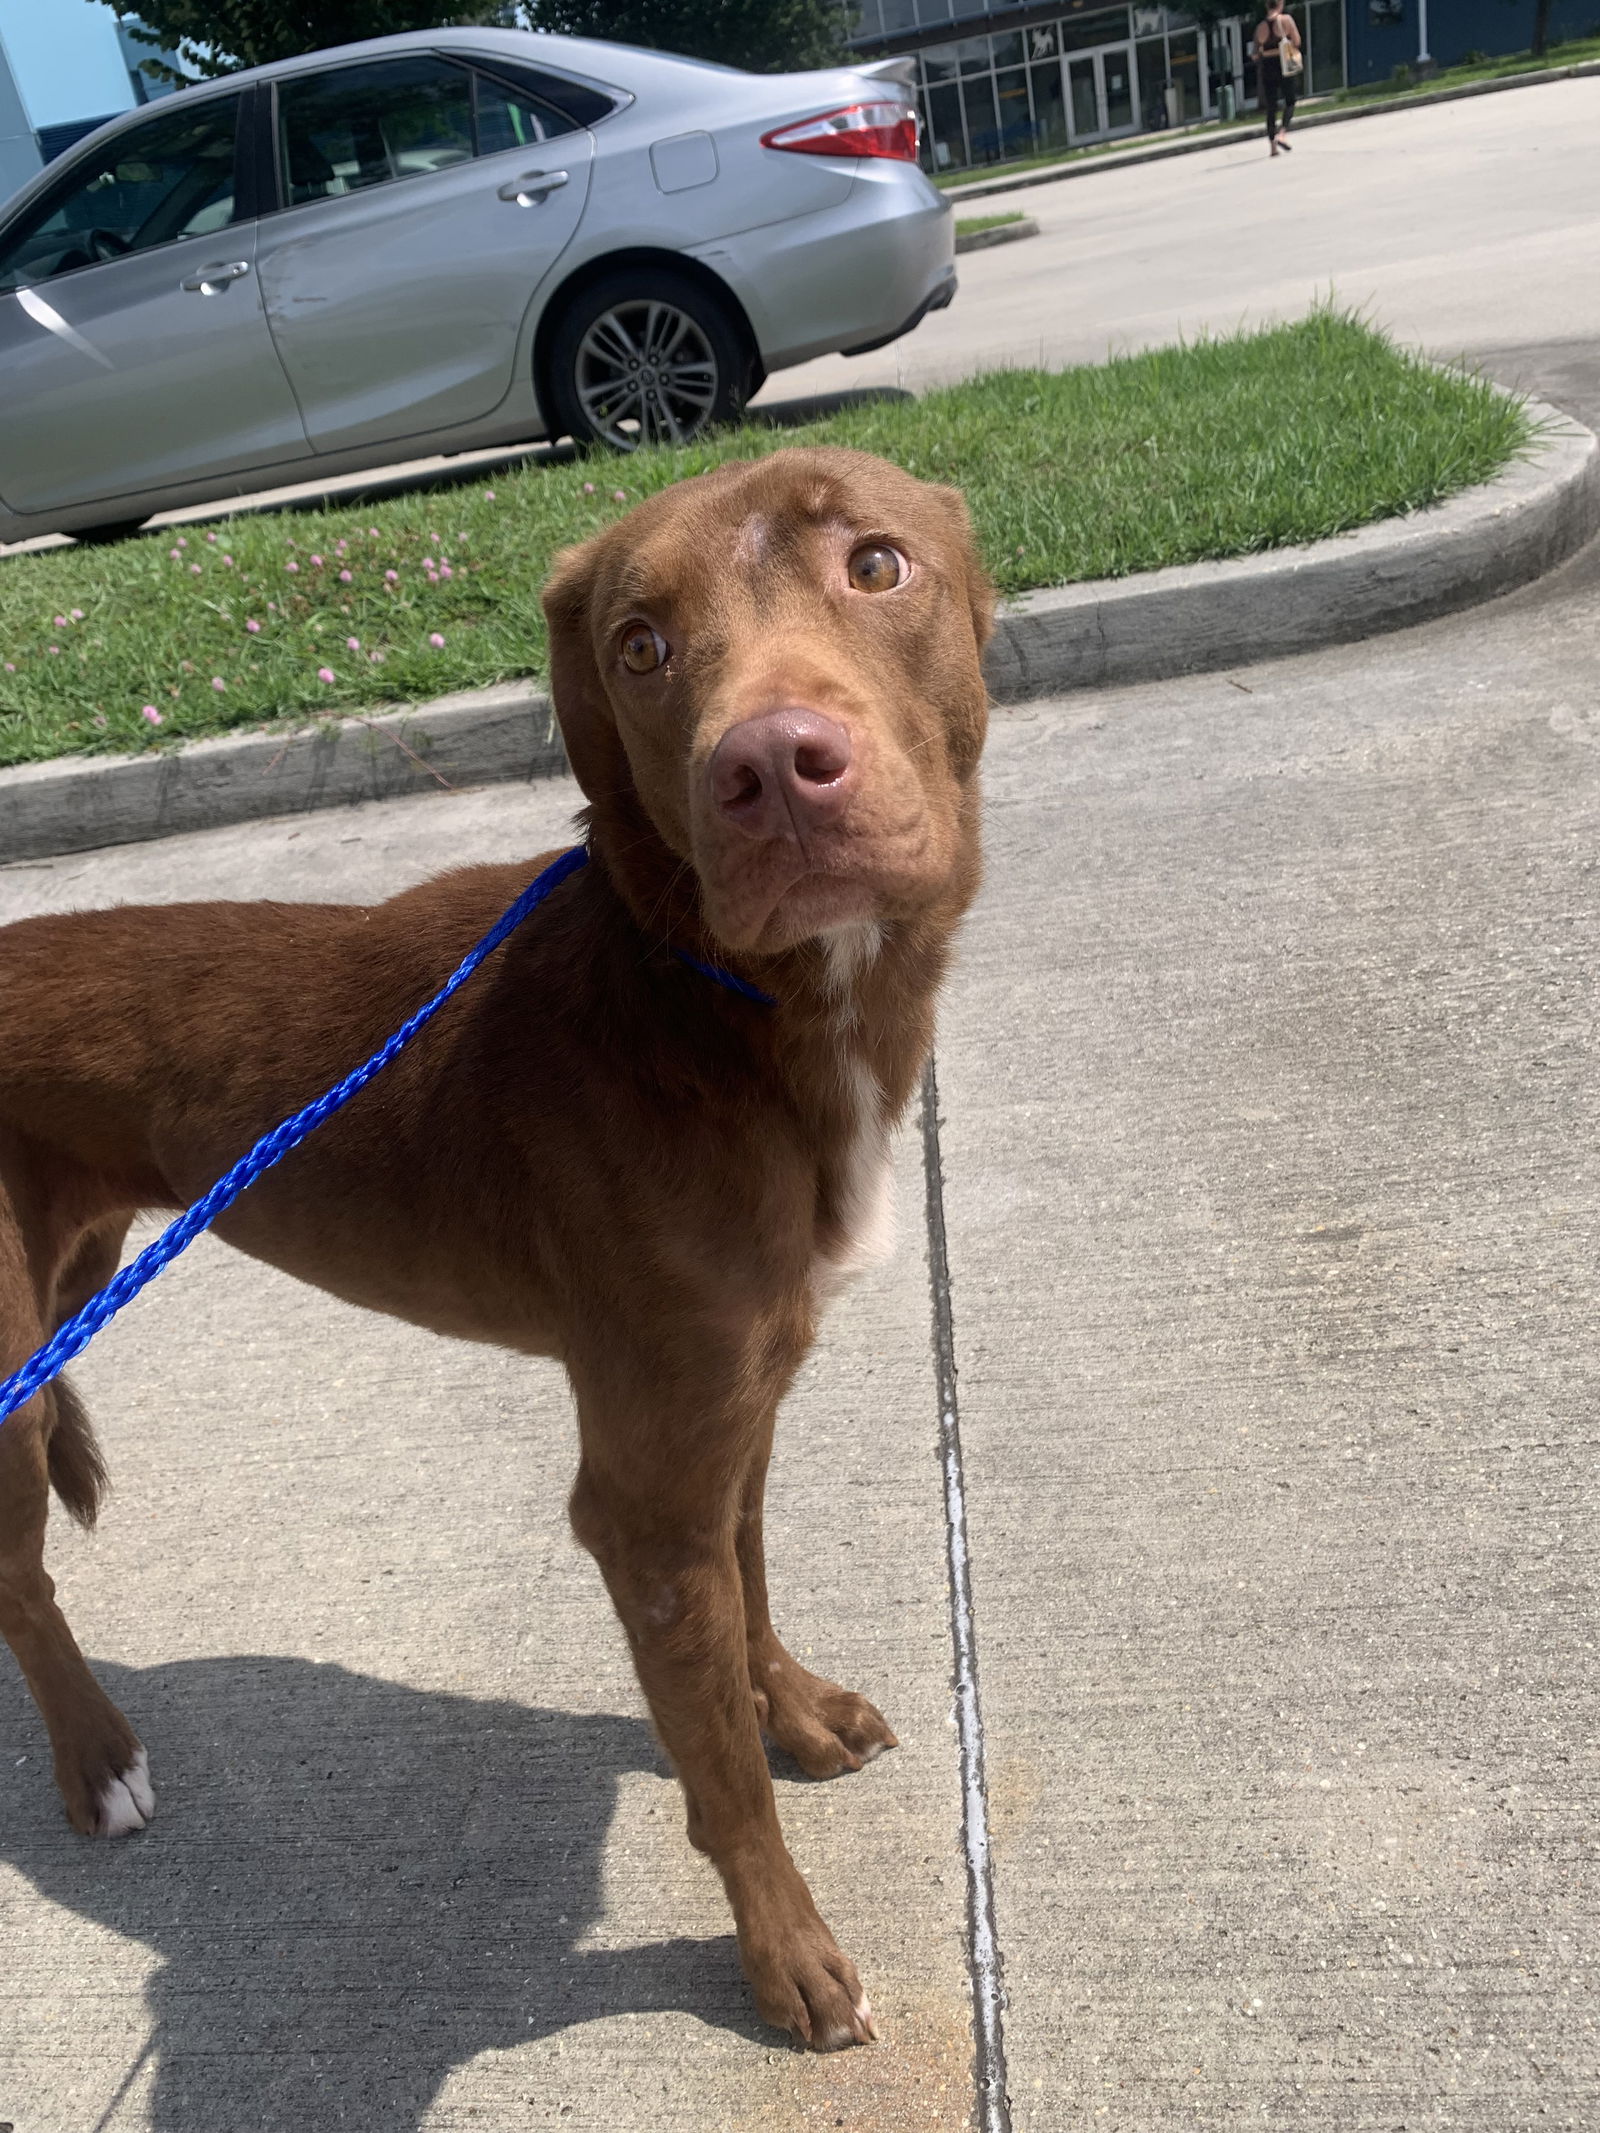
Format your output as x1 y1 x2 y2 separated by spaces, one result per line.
784 77 1600 411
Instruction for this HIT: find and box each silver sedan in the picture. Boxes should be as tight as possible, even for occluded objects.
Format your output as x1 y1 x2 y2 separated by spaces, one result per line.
0 28 955 541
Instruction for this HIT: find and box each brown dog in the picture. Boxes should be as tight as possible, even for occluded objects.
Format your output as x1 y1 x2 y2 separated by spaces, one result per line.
0 447 992 2050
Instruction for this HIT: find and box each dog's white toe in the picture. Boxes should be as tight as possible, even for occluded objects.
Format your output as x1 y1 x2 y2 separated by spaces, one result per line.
96 1749 155 1836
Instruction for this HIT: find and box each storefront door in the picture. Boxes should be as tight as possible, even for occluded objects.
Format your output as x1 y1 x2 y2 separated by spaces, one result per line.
1064 43 1138 144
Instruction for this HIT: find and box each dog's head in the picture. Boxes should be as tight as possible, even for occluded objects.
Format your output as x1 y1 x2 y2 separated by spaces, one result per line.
542 447 993 959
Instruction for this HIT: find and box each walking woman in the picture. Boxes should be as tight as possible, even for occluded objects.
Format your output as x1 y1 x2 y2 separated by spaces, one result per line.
1254 0 1303 156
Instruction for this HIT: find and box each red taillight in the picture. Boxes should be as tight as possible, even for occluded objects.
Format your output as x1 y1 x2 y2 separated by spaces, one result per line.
761 101 920 162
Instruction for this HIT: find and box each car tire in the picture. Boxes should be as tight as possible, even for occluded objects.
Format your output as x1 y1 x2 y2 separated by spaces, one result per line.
544 269 752 452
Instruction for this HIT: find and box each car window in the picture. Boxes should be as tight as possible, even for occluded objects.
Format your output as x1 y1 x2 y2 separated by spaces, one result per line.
278 58 474 207
0 96 240 292
468 60 617 131
471 70 580 154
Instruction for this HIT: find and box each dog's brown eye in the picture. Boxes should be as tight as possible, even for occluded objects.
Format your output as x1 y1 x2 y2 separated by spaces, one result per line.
620 623 667 674
847 544 905 594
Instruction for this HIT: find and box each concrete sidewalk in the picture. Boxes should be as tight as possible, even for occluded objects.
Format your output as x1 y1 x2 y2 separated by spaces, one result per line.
2 531 1598 2127
938 537 1600 2129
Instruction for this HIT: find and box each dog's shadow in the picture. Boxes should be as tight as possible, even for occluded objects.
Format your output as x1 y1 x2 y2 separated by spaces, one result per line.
1 1653 767 2128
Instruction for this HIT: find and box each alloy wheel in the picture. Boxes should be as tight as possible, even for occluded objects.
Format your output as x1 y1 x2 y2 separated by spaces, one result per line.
573 299 720 449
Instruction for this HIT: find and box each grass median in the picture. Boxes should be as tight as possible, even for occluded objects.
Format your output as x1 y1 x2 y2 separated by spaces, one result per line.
0 310 1534 770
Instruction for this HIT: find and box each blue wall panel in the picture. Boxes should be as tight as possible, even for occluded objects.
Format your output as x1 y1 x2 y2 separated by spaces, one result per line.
1344 0 1598 84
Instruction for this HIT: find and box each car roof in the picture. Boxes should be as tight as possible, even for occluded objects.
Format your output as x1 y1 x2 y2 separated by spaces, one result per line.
150 27 723 96
0 28 884 227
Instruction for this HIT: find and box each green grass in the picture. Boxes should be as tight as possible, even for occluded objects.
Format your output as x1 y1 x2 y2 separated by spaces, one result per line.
955 211 1028 236
935 129 1193 190
934 35 1600 191
0 312 1534 769
1326 32 1600 102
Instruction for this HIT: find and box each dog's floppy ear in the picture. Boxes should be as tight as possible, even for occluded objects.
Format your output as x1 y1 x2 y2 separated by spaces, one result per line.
933 481 996 654
541 535 632 810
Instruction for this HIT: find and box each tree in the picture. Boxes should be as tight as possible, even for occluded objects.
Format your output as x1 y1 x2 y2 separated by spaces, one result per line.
106 2 514 83
518 0 846 73
107 0 845 81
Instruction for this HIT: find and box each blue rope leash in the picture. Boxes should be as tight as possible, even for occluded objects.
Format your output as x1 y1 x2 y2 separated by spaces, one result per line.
0 843 775 1429
0 842 775 1430
0 844 585 1429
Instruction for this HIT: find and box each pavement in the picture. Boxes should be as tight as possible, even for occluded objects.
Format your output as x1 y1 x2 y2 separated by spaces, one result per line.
3 423 1599 2130
3 83 1599 2133
776 77 1600 406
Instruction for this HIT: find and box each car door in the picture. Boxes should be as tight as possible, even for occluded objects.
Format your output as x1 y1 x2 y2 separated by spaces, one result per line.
0 89 311 518
256 54 594 454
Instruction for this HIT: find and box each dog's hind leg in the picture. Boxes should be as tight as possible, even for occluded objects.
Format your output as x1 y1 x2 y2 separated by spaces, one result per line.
0 1144 150 1835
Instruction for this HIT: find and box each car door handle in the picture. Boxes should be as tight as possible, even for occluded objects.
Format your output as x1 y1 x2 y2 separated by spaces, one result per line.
181 260 251 294
497 169 569 206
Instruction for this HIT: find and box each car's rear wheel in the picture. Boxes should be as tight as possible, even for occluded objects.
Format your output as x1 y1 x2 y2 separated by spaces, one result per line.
544 269 752 452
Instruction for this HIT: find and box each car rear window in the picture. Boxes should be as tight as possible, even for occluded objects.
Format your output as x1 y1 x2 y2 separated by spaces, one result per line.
471 70 582 153
469 59 618 131
279 57 475 206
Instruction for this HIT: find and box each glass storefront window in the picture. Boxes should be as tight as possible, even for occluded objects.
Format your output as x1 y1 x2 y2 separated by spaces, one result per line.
1136 36 1168 129
995 66 1032 151
852 0 883 37
962 70 1000 159
887 4 1308 168
1060 6 1130 51
1030 59 1068 148
1306 0 1346 92
924 80 966 167
1166 27 1200 122
878 0 916 32
1104 50 1134 128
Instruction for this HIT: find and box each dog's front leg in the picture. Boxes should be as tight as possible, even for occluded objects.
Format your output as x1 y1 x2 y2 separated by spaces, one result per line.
737 1446 899 1780
567 1378 876 2052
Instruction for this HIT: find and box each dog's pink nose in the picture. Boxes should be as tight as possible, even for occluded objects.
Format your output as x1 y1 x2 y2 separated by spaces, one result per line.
709 710 855 839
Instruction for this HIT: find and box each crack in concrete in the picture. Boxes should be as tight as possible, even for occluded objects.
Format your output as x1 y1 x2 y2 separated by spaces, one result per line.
920 1056 1012 2133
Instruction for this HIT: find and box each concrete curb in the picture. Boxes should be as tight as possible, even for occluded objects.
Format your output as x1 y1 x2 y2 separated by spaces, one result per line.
985 396 1600 699
954 216 1040 254
2 400 1595 865
0 685 567 865
942 57 1600 206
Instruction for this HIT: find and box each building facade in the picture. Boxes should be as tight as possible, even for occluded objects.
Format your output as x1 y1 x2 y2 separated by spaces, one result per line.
1343 0 1595 84
0 0 178 206
846 0 1596 171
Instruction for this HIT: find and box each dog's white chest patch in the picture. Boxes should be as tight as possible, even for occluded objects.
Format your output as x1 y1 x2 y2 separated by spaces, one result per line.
813 925 895 1301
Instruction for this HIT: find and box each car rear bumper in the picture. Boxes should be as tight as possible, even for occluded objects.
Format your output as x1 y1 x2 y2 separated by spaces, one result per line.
691 161 955 375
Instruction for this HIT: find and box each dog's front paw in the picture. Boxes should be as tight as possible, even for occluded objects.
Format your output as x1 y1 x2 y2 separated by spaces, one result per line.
742 1915 878 2051
753 1653 898 1780
57 1742 155 1837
